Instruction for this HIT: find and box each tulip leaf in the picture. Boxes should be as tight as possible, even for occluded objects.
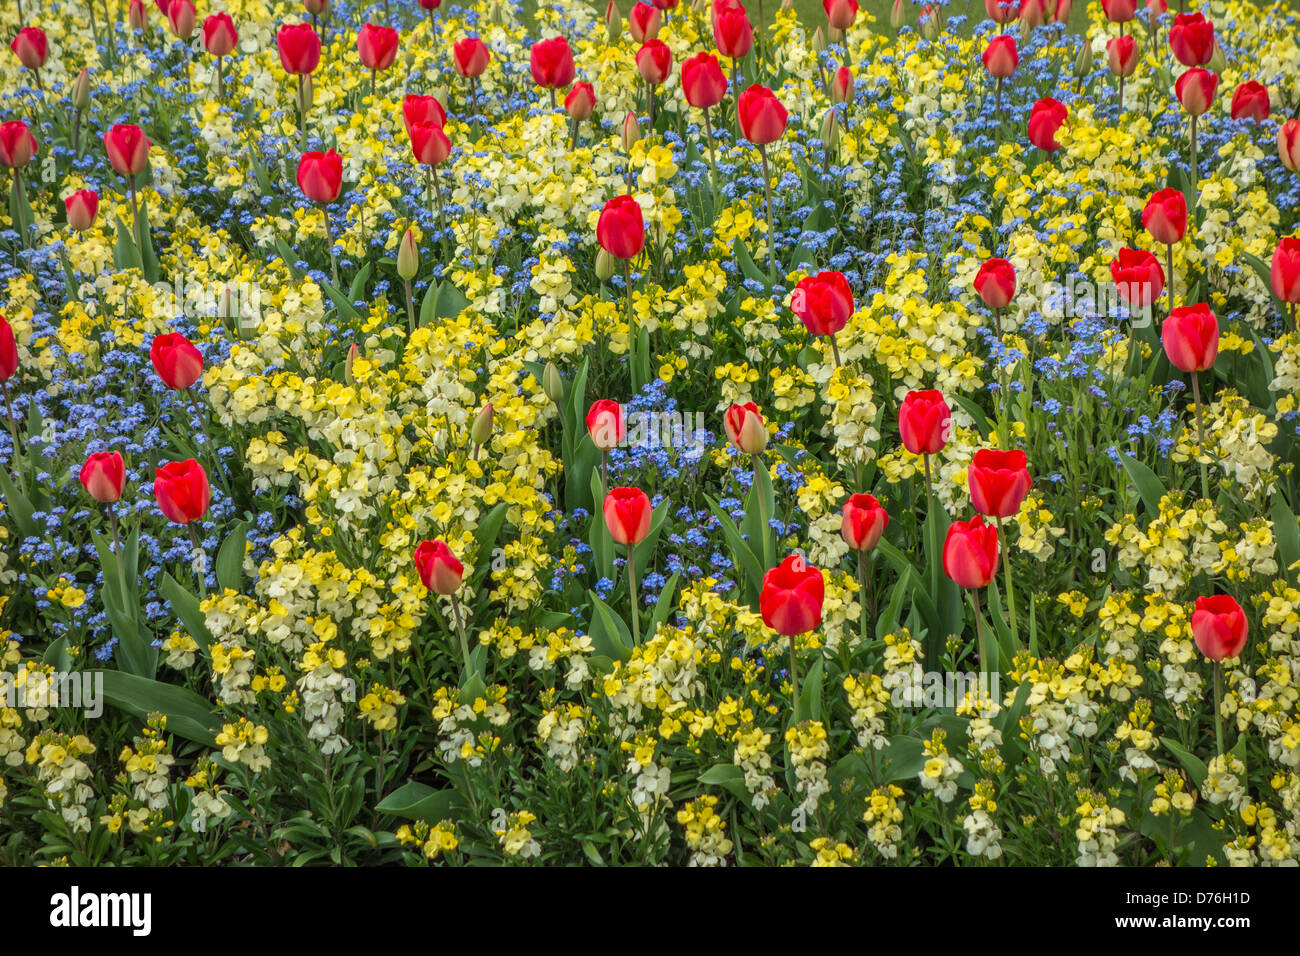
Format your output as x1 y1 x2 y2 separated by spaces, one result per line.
348 261 372 303
1159 736 1208 789
588 469 613 580
697 764 752 805
42 636 71 672
418 280 440 326
792 657 823 724
647 572 680 640
112 215 143 272
1270 492 1300 589
376 780 466 825
138 198 160 283
948 393 992 440
631 498 670 575
470 501 509 590
320 278 362 321
215 520 249 593
588 592 632 661
1120 453 1168 517
705 494 764 606
161 571 214 653
93 669 220 746
0 466 37 539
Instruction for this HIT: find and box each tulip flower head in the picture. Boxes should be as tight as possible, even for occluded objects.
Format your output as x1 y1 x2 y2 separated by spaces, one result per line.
453 37 490 78
297 148 343 204
603 486 652 546
681 52 727 109
596 195 645 260
898 390 950 456
1141 188 1188 246
65 190 99 232
943 515 999 589
760 554 825 637
1190 595 1247 661
841 494 889 552
1169 12 1215 67
0 315 18 382
585 399 626 450
81 452 126 504
1109 248 1165 309
723 402 767 455
0 120 38 169
154 459 211 525
973 258 1016 310
1230 81 1269 122
967 448 1032 519
414 539 464 594
737 86 788 145
1269 237 1300 305
1161 304 1219 373
150 332 204 390
277 22 321 75
792 271 853 337
530 36 575 91
1027 97 1067 151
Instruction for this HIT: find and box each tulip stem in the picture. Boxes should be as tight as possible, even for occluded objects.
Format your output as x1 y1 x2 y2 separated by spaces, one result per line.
829 334 842 369
971 590 992 675
1191 370 1210 501
108 508 131 607
789 631 799 700
217 57 224 100
759 144 777 279
702 109 718 190
997 516 1017 640
128 175 143 255
404 278 415 333
1212 660 1224 755
450 592 472 674
321 203 339 288
623 260 639 388
857 549 871 642
1189 114 1199 188
600 451 609 501
188 524 208 601
1167 242 1175 305
626 545 640 646
923 452 940 607
2 382 23 491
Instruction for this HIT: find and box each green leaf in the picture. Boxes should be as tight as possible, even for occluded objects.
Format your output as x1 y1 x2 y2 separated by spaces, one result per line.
647 572 680 639
137 198 159 283
1270 493 1300 588
215 521 249 593
43 637 70 672
1160 735 1208 788
1120 453 1168 516
375 780 464 824
94 670 220 746
631 497 670 574
160 571 214 653
793 657 824 724
0 466 37 539
949 393 993 439
588 593 632 661
112 215 143 271
588 468 613 580
348 261 373 302
698 764 752 804
880 735 927 784
418 280 440 326
705 495 764 605
320 279 362 321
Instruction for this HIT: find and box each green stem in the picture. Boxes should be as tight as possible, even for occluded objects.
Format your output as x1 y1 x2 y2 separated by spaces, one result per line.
760 144 776 279
1191 371 1209 501
972 589 991 675
3 382 24 491
404 278 415 333
997 516 1016 639
450 592 471 674
188 524 208 600
626 545 640 646
1212 660 1224 755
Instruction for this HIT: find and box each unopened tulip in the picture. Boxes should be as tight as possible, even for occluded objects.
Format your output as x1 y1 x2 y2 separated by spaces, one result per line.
1191 595 1247 661
1230 81 1269 122
597 195 645 260
11 27 47 72
0 120 37 169
968 448 1032 519
759 554 825 637
65 190 99 232
982 35 1018 79
974 258 1016 309
297 148 343 203
1107 35 1138 77
831 66 853 103
1169 12 1215 67
410 121 451 166
629 2 661 42
1027 97 1067 151
565 82 596 122
943 515 999 589
841 494 888 551
636 39 672 86
414 539 463 594
81 451 126 504
586 400 626 450
1270 237 1300 304
203 12 238 56
470 402 494 447
824 0 858 30
1142 188 1187 246
397 229 419 281
1277 119 1300 172
621 111 641 150
603 486 652 546
154 459 211 525
1175 68 1217 116
167 0 196 39
984 0 1018 24
1109 248 1165 308
898 390 950 456
1161 303 1218 373
151 333 204 390
723 402 767 455
103 123 150 177
453 37 490 78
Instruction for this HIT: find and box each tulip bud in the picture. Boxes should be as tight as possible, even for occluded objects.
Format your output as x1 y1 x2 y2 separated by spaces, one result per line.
605 0 622 41
820 109 839 151
813 26 827 52
471 402 494 446
129 0 148 31
1073 38 1094 79
831 66 853 104
345 343 359 384
621 111 640 150
890 0 904 28
921 11 939 40
72 68 91 111
543 361 564 404
302 73 315 109
397 228 419 280
595 247 617 281
1207 41 1226 75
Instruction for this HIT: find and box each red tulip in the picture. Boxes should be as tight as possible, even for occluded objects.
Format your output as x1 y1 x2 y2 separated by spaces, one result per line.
297 148 343 203
1107 35 1138 77
1161 303 1218 373
1175 68 1217 116
565 82 596 122
202 12 238 56
418 0 442 8
1169 12 1214 67
530 36 575 90
357 22 399 72
0 315 16 381
760 554 825 637
129 0 148 31
792 271 853 337
1277 119 1300 173
629 2 661 42
103 124 150 177
1141 188 1187 246
0 120 37 169
1027 97 1067 151
968 448 1031 519
943 515 999 589
81 452 125 504
603 486 652 546
1230 81 1269 122
1270 238 1300 304
167 0 196 39
1146 0 1167 13
984 0 1019 24
636 39 672 86
154 459 211 525
652 0 678 8
409 121 451 166
303 0 330 14
65 190 99 232
1099 0 1135 21
277 23 321 75
682 52 727 109
10 27 47 69
713 6 754 60
723 402 766 455
403 94 447 132
738 86 787 145
586 399 625 450
453 37 490 78
823 0 858 30
1052 0 1072 22
1018 0 1046 28
414 539 464 594
831 66 853 104
982 35 1018 79
898 389 950 456
1109 248 1165 308
973 258 1016 310
597 195 645 260
150 332 204 390
841 493 888 551
1190 595 1247 661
